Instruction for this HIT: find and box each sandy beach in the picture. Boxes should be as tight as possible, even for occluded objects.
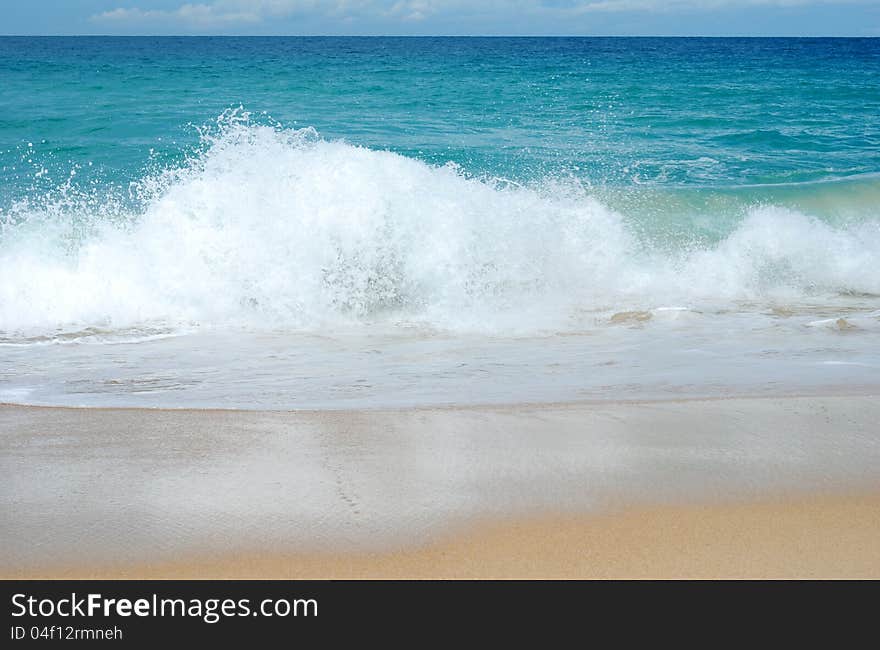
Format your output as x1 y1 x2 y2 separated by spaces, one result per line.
3 31 880 590
10 494 880 579
2 395 879 579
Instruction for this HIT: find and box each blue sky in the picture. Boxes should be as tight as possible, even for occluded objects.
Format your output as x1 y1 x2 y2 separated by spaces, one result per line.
3 1 880 36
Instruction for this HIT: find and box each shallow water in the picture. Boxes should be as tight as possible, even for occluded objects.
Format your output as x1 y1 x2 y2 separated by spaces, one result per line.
3 308 879 408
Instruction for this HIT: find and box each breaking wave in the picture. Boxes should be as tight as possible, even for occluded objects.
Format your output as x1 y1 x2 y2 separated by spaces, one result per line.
2 112 879 339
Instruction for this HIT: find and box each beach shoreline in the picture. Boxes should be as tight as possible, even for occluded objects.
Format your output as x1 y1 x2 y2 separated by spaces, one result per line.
3 394 879 579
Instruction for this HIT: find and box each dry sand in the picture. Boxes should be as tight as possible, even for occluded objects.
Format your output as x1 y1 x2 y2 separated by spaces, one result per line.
2 396 879 579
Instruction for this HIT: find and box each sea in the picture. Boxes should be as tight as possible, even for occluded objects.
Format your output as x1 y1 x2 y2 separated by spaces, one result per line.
1 36 878 408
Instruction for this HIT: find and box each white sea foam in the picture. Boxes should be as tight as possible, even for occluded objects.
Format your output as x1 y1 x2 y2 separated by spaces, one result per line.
2 116 879 340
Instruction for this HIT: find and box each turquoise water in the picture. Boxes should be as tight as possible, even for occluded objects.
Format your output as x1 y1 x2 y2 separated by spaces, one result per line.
1 37 879 407
3 37 880 189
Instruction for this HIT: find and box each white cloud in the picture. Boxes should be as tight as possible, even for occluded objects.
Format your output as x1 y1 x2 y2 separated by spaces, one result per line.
557 0 848 13
93 5 260 29
91 1 330 28
387 1 435 22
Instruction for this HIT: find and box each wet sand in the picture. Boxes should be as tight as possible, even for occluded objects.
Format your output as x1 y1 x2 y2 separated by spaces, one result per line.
2 395 879 578
11 493 880 579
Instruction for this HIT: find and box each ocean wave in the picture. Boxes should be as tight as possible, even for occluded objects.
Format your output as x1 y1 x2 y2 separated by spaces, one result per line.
1 112 879 339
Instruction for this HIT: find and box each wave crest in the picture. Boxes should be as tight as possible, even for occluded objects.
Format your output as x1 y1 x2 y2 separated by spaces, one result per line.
1 114 878 337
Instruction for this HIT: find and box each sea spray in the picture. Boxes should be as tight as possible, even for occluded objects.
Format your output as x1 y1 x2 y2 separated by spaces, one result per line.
1 114 879 340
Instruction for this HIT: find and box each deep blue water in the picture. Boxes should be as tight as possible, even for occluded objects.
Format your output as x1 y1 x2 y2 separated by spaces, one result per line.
2 36 879 199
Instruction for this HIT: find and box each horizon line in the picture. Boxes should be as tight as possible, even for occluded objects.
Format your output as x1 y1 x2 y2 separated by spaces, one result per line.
1 34 877 38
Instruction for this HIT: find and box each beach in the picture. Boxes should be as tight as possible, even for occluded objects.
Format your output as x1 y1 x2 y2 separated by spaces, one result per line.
2 37 880 582
13 495 880 580
3 395 879 579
